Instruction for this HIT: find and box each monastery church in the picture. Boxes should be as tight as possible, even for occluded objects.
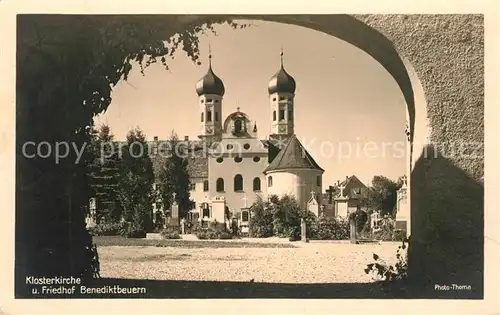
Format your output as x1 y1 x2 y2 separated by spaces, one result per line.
151 51 326 224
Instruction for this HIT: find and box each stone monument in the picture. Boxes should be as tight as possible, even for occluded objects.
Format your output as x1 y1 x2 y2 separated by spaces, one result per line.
307 190 320 217
169 193 180 227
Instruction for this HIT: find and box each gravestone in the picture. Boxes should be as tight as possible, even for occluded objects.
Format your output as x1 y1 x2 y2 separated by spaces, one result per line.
180 218 186 234
301 218 308 242
170 193 180 227
349 218 357 244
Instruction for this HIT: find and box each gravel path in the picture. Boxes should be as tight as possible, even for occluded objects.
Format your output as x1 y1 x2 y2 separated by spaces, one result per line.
98 242 400 283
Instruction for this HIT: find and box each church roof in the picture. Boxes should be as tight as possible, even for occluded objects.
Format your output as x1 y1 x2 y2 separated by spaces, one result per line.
268 51 296 94
195 54 225 97
263 134 324 173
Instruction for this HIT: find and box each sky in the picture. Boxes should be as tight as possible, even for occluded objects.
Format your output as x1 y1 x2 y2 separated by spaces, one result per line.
94 20 407 186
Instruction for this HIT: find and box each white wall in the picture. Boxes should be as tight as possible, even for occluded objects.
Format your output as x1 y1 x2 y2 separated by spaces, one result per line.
266 169 323 210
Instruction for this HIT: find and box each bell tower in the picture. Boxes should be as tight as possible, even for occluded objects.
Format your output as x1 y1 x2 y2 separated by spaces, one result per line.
196 46 224 142
268 49 296 140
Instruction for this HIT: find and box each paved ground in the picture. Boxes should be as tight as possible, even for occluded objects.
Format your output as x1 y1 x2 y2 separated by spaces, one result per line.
97 240 401 284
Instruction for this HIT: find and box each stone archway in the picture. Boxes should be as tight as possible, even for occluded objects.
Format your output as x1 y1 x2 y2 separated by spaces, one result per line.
14 14 483 298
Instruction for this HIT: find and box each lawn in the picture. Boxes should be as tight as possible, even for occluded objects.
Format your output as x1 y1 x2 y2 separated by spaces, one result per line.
93 235 297 248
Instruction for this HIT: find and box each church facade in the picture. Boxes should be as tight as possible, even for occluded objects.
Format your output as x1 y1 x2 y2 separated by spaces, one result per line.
151 51 325 221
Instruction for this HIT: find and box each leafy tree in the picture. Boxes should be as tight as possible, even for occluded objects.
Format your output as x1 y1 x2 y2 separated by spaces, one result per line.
117 128 155 233
15 14 245 287
86 124 121 223
158 132 193 218
249 197 274 238
366 176 399 217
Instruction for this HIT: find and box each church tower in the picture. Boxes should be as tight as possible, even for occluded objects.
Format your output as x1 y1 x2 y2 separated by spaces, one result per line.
196 48 225 142
268 50 296 140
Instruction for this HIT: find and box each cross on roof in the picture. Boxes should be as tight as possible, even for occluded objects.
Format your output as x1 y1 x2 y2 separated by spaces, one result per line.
237 106 240 112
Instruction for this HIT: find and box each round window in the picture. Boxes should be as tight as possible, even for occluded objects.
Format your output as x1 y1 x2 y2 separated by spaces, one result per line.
227 144 233 150
234 156 243 163
253 156 261 163
243 143 250 150
216 157 223 163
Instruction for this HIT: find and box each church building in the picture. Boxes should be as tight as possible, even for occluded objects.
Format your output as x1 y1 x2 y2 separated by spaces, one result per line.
151 50 325 222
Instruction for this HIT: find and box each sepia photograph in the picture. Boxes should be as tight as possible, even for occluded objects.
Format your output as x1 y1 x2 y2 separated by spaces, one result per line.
2 2 494 311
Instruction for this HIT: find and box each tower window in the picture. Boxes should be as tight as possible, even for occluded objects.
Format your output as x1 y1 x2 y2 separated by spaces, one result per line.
317 176 321 186
253 156 260 163
207 98 213 103
268 176 273 187
203 180 209 192
243 143 250 150
215 112 219 122
201 99 205 103
216 157 223 163
216 178 225 192
215 100 219 103
234 156 243 163
234 119 243 134
279 109 285 120
279 96 285 101
273 111 277 121
273 97 276 101
234 174 243 192
201 112 204 122
207 111 212 122
289 110 293 121
253 177 261 191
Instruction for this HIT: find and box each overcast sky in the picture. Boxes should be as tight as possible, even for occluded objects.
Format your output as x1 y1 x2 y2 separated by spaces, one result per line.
94 19 407 186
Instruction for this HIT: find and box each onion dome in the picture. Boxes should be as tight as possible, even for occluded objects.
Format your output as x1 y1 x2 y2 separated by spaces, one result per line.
268 51 296 94
195 52 225 97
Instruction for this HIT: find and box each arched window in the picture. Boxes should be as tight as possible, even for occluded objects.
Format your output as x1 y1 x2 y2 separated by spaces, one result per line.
203 180 209 192
234 119 243 134
268 176 273 187
216 178 224 192
234 174 243 192
253 177 261 191
273 110 277 121
207 110 212 122
201 112 204 122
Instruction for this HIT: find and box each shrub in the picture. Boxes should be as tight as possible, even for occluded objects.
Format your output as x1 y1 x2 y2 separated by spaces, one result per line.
89 222 122 236
119 221 146 238
160 227 181 239
195 228 219 240
310 217 350 240
218 231 233 240
364 236 410 282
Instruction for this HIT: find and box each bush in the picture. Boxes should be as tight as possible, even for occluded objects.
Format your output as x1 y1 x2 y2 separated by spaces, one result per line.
310 217 350 240
195 228 219 240
119 221 146 238
160 227 181 239
364 236 410 282
89 222 122 236
218 231 233 240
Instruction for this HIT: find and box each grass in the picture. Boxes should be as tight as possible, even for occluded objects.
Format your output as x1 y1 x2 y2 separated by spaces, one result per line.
93 235 296 248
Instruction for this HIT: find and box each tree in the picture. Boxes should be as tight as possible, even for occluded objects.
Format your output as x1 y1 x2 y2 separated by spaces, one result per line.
117 128 155 233
86 124 121 223
366 176 399 217
15 15 245 288
158 132 193 219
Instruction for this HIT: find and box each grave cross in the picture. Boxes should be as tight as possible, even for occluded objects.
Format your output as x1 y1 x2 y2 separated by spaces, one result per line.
339 184 345 197
242 195 249 208
310 190 316 201
326 186 336 204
